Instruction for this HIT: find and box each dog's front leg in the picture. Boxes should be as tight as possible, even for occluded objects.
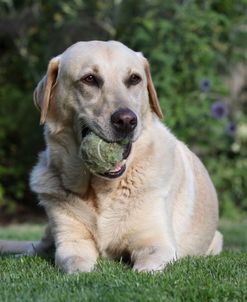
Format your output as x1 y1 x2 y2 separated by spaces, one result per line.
129 211 177 272
131 243 177 272
41 195 99 274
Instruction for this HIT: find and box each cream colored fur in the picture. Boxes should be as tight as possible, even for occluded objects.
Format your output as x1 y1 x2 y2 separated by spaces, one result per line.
0 41 223 273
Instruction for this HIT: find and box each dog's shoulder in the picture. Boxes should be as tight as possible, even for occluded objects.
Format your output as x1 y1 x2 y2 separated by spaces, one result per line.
29 150 64 197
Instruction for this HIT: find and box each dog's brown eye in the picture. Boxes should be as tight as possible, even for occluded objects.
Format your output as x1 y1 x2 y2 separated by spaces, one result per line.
81 74 98 86
128 74 142 86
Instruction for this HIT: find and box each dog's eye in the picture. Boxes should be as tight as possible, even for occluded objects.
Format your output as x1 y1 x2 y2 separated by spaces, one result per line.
128 74 142 86
81 74 98 86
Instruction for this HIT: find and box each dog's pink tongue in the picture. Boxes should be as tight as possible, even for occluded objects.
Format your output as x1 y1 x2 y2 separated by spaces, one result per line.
109 162 123 173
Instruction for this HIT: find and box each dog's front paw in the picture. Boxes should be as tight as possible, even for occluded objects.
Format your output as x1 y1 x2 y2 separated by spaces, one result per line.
56 255 96 274
132 246 177 273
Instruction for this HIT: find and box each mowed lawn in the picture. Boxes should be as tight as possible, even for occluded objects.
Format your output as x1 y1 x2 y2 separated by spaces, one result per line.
0 220 246 302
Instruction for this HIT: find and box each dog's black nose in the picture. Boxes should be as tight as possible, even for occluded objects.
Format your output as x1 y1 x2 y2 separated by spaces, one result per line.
111 108 137 134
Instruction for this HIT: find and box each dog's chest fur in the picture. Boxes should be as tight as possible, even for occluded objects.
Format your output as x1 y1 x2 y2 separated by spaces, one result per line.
88 163 151 259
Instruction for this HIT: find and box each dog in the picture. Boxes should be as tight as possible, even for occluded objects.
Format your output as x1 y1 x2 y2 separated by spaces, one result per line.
0 41 223 273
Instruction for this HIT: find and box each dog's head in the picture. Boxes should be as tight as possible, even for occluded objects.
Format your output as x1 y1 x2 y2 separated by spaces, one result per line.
34 41 163 178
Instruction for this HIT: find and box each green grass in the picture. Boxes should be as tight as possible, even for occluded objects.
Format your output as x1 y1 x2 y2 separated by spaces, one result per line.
0 220 246 302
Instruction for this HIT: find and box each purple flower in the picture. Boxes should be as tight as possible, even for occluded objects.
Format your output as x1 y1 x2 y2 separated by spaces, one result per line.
211 101 229 119
200 79 211 92
226 122 237 137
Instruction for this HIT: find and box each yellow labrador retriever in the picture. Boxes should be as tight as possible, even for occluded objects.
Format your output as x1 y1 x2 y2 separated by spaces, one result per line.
0 41 223 273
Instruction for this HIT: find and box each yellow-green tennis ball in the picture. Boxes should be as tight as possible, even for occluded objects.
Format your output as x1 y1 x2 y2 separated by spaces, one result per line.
80 132 125 173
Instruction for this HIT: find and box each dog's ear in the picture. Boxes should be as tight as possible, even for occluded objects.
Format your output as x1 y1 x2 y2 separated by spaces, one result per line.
34 56 60 125
144 59 163 119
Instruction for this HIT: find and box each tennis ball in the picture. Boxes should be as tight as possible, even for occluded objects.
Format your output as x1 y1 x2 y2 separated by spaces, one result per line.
80 132 127 173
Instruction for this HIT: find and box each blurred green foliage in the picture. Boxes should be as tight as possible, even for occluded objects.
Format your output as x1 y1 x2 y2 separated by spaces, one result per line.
0 0 246 219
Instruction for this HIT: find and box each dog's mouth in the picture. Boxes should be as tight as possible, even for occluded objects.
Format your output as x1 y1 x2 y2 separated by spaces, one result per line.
81 126 132 179
101 141 132 179
81 126 90 140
